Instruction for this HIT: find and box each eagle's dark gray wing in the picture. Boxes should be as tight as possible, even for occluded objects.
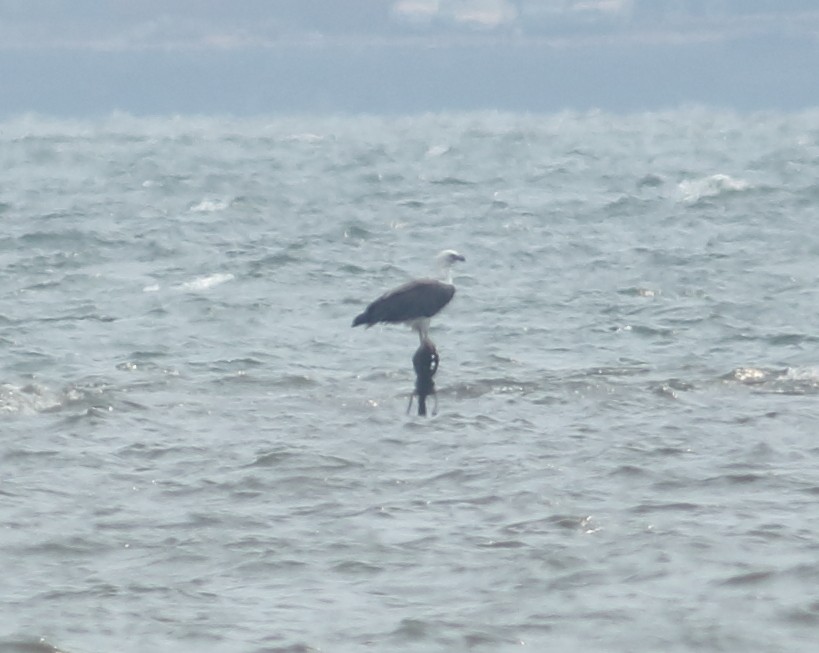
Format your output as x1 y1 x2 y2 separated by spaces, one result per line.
352 279 455 327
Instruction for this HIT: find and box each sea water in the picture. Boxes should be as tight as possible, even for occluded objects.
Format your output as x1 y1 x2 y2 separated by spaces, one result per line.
3 108 819 652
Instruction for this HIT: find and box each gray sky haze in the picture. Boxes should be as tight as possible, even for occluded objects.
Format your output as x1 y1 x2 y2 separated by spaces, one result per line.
1 1 818 115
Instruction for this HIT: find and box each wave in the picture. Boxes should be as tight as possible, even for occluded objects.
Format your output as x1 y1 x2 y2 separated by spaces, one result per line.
0 379 122 416
0 382 68 415
445 377 542 399
426 364 819 406
722 366 819 395
0 638 68 653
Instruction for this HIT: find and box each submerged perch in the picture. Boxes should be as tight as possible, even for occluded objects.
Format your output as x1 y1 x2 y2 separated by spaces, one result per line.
409 339 439 417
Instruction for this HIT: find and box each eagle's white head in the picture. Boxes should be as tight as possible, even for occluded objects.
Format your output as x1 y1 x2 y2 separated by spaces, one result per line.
435 249 465 284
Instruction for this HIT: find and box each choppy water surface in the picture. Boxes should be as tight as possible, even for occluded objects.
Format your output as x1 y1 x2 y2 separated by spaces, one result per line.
3 109 819 652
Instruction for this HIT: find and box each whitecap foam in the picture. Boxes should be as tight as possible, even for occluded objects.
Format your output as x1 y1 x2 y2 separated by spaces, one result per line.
425 144 450 158
782 366 819 382
179 273 235 291
189 198 229 213
285 133 323 143
729 367 768 384
678 173 751 203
